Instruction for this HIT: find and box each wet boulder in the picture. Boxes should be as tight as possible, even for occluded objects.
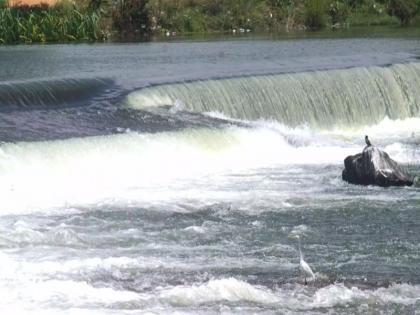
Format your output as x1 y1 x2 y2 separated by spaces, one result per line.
414 176 420 187
342 146 413 187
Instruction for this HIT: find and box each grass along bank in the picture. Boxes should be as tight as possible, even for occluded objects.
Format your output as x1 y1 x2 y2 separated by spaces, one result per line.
0 0 102 43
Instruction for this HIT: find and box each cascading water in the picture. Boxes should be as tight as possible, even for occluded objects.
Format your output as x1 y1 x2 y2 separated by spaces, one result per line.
0 77 114 108
126 62 420 128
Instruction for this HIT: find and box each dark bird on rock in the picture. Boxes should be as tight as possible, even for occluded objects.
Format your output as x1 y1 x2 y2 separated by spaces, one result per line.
365 135 372 147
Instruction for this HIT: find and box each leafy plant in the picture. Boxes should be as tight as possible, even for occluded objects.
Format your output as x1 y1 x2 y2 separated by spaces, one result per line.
0 3 100 44
304 0 327 30
112 0 149 35
388 0 419 26
328 0 349 25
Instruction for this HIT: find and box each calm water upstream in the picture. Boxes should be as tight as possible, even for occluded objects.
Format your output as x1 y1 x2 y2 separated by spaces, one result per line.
0 36 420 314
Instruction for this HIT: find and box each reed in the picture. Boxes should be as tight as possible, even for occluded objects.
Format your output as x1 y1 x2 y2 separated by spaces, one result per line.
0 3 100 43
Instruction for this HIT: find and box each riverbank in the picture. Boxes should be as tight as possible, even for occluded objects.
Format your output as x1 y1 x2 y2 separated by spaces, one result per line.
0 0 419 44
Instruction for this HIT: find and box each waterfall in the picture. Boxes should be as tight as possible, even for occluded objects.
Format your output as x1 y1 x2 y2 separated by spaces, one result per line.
126 62 420 128
0 77 113 108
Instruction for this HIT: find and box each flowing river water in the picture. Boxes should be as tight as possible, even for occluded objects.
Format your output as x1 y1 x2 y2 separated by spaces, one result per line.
0 37 420 314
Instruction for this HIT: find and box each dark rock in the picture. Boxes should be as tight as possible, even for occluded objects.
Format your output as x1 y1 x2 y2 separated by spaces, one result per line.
342 146 413 187
414 176 420 187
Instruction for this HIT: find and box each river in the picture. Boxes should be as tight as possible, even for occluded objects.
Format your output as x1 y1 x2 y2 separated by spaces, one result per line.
0 36 419 314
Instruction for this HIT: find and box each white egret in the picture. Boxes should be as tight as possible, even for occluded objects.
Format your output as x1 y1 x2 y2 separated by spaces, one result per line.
297 236 315 285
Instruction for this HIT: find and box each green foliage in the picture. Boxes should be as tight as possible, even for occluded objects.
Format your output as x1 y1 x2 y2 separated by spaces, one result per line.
219 0 270 31
328 1 349 25
143 0 285 34
0 4 100 44
348 0 398 26
112 0 149 35
173 7 206 33
348 10 398 26
304 0 327 30
388 0 419 26
363 0 386 15
2 0 420 42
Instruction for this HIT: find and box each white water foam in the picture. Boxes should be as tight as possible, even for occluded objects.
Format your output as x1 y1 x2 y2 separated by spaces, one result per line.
158 278 279 305
0 278 140 310
0 125 360 214
0 115 417 215
1 250 419 315
184 225 206 234
157 278 420 310
323 116 420 146
0 251 144 314
213 114 420 164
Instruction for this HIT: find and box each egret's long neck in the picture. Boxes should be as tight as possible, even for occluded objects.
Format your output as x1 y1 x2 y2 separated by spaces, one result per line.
298 238 303 260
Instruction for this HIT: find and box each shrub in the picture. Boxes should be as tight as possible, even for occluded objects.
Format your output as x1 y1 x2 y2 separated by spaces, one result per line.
388 0 419 26
112 0 149 35
173 8 206 33
304 0 327 30
328 1 349 25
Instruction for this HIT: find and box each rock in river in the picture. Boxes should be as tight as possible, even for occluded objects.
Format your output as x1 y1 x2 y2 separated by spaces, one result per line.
414 176 420 187
342 146 413 187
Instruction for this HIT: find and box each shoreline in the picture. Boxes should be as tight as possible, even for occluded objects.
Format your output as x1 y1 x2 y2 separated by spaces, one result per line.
2 24 420 45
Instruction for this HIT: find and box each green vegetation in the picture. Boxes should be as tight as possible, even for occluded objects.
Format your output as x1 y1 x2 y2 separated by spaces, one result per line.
328 1 350 26
388 0 419 25
0 1 101 43
111 0 420 36
1 0 420 43
304 0 327 30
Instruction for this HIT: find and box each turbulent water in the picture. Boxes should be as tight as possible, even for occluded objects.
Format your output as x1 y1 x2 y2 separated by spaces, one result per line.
0 38 420 314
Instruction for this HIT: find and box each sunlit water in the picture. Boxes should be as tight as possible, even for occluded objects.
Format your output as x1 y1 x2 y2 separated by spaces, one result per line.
0 37 420 314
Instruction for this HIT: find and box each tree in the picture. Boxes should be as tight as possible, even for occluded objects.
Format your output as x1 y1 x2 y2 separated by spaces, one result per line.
388 0 419 26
